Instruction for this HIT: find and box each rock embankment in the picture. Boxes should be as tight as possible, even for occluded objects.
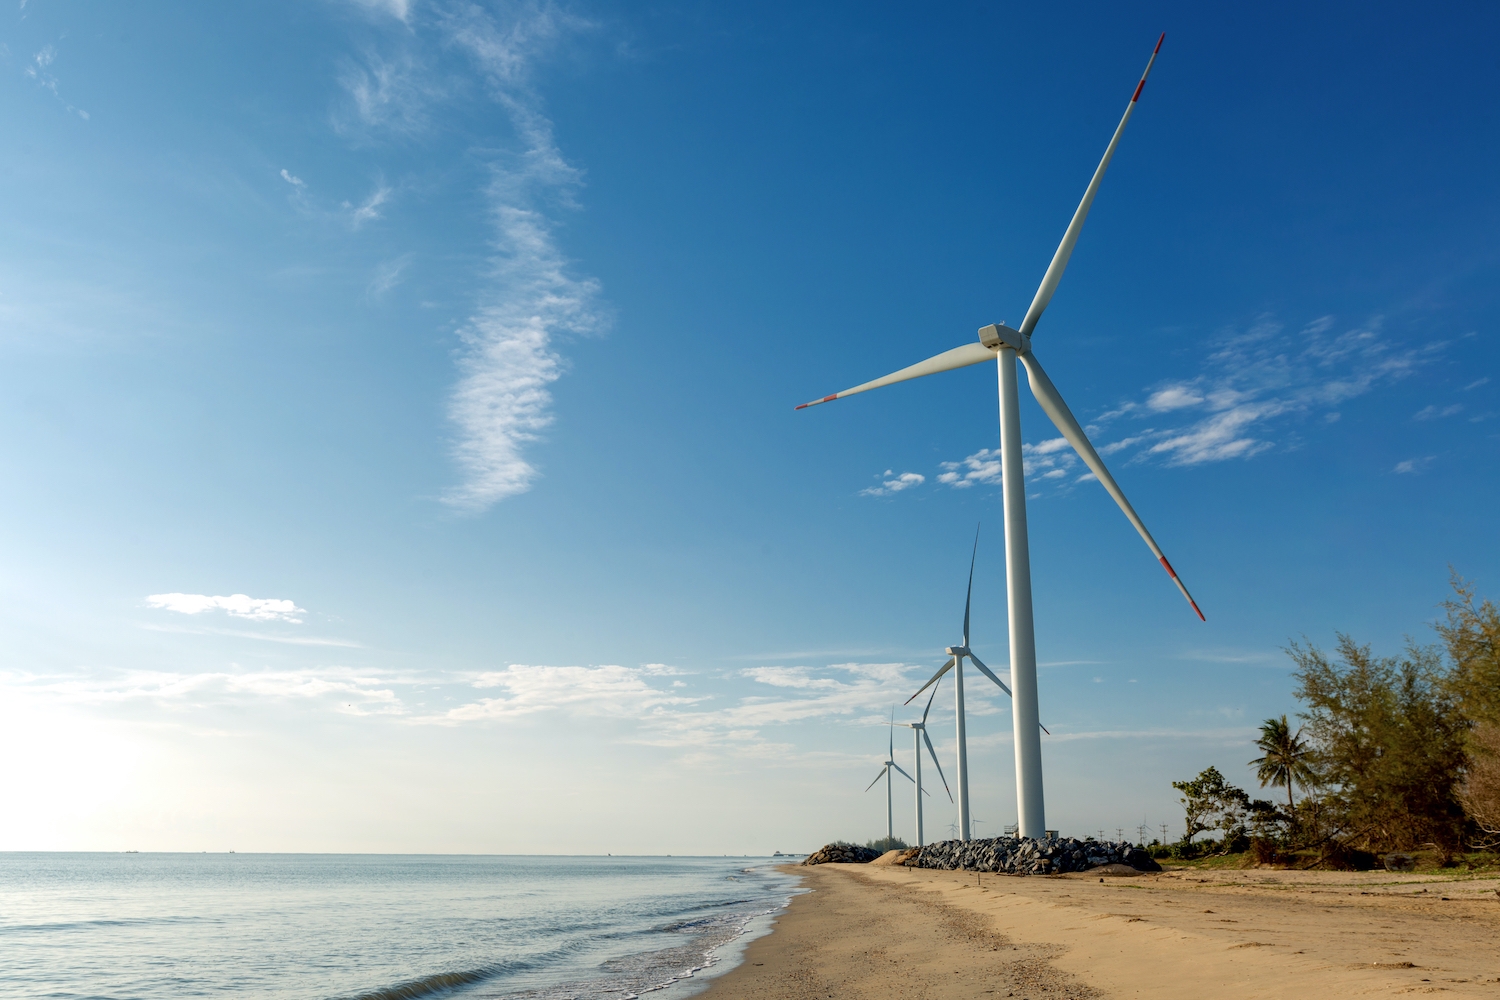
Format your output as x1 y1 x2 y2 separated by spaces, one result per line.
802 843 883 865
913 837 1161 875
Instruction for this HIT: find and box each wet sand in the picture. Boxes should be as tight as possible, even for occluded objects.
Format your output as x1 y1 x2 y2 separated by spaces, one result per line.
704 862 1500 999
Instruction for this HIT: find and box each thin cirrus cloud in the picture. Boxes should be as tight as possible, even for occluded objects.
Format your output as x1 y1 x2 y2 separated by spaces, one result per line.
335 2 607 512
1096 315 1438 466
347 0 412 22
146 593 306 623
1393 456 1435 475
414 660 947 752
2 657 1011 757
4 667 403 716
439 4 609 511
24 44 89 120
1414 403 1463 421
336 48 439 137
346 184 391 228
368 253 414 298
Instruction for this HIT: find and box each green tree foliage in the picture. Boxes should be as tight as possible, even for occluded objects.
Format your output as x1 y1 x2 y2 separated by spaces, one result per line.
1172 766 1251 847
1288 635 1468 853
1435 574 1500 730
1249 714 1317 812
865 835 908 852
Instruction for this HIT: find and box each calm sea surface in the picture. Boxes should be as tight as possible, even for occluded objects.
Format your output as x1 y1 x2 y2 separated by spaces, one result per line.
0 853 805 1000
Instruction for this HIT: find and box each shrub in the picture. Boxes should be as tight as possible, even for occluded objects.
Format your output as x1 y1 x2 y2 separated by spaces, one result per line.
865 836 908 852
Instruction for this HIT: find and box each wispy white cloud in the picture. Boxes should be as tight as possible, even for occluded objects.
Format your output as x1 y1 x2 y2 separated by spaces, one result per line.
368 253 413 298
1463 377 1490 391
25 43 89 119
1414 403 1463 421
425 663 695 723
139 623 361 648
4 666 403 715
1088 316 1440 467
878 315 1436 500
326 5 608 511
430 5 607 510
346 0 412 22
338 49 438 135
346 184 391 227
1393 456 1434 475
146 593 306 624
1145 385 1203 411
413 660 941 752
860 470 924 496
936 438 1077 490
279 168 305 187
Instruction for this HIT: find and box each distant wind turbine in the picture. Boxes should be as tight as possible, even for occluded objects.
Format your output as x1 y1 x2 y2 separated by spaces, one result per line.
865 708 915 843
898 678 953 847
796 33 1202 840
904 529 1033 841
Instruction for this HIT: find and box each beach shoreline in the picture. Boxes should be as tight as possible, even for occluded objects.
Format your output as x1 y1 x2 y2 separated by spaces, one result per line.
701 862 1500 999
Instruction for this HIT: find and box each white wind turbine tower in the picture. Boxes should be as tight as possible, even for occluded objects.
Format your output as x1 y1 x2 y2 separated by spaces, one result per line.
905 529 1045 841
864 709 915 844
898 679 953 847
797 35 1203 840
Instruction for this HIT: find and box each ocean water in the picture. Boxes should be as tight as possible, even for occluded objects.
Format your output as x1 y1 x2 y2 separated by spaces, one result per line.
0 853 805 1000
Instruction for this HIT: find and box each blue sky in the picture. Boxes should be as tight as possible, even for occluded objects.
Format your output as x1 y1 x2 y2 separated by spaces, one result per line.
2 0 1497 853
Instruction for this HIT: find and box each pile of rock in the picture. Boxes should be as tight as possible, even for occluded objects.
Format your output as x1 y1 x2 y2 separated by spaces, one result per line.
802 842 883 865
913 836 1161 875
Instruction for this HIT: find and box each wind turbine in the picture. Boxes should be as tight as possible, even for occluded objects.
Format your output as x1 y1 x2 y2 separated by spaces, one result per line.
797 34 1203 840
865 709 915 844
898 677 953 847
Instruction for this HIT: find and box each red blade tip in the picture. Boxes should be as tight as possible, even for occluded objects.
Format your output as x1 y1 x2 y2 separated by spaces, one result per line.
794 403 809 410
1155 32 1165 54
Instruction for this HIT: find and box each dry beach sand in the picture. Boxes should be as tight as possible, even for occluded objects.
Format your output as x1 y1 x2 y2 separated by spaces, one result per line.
704 862 1500 999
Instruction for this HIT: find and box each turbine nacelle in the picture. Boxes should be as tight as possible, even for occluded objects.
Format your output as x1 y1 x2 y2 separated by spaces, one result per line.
978 324 1028 354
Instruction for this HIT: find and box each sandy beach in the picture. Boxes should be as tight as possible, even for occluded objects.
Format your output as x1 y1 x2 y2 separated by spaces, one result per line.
705 862 1500 998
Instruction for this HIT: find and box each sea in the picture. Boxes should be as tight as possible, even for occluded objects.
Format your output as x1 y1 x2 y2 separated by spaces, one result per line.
0 853 806 1000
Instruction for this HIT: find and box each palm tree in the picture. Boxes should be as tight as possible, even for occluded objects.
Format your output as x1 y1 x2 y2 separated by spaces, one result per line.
1249 715 1315 812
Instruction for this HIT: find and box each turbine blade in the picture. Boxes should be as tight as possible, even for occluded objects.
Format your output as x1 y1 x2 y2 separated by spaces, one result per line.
889 708 895 757
962 525 979 647
890 762 916 784
920 673 941 725
865 765 889 793
905 657 955 705
1018 33 1165 339
922 730 954 802
967 653 1012 697
1019 350 1205 621
794 343 995 410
